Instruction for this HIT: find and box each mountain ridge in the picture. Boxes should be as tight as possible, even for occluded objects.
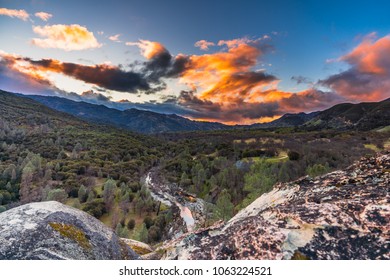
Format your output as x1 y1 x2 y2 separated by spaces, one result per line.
2 90 389 133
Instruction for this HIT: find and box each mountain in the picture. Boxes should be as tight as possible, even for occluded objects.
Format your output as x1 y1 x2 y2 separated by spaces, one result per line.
250 111 319 129
159 153 390 260
24 94 227 134
7 91 390 134
304 98 390 130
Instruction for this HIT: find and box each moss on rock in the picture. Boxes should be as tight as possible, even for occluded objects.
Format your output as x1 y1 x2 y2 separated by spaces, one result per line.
49 222 91 250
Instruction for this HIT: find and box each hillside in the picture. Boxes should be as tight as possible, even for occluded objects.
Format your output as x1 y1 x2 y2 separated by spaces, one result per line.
250 112 319 128
304 98 390 130
159 153 390 260
0 90 172 242
24 94 227 134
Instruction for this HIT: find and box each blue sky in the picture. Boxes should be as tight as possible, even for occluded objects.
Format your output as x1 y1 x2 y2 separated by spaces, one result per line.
1 0 390 123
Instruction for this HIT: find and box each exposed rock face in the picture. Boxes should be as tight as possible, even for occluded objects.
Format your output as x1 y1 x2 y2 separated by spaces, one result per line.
0 201 140 260
162 153 390 260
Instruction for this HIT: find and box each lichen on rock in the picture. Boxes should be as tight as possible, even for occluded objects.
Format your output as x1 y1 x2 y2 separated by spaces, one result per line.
0 201 140 260
161 153 390 260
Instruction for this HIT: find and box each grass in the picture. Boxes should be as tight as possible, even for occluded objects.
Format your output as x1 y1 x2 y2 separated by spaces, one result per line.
364 144 380 152
242 151 289 163
376 126 390 133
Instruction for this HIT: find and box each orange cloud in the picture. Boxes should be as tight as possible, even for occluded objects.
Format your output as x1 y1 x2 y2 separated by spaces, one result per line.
321 33 390 102
0 8 29 21
341 33 390 75
126 40 167 59
31 24 102 51
181 38 275 103
194 40 215 51
34 12 52 21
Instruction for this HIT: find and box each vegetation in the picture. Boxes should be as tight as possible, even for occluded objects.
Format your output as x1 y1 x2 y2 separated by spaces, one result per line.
1 91 389 244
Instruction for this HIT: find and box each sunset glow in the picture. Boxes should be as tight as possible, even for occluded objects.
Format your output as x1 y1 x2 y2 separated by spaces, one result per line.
0 0 389 124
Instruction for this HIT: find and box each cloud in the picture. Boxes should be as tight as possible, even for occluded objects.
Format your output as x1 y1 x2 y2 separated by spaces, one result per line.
81 90 112 102
31 24 102 51
291 75 312 85
109 34 121 42
34 12 52 21
126 40 168 59
0 51 65 95
176 89 341 124
26 58 153 93
179 37 275 103
0 8 29 21
194 40 215 51
320 33 390 102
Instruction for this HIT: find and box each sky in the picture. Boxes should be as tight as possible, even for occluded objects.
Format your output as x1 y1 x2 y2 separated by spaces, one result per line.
0 0 390 124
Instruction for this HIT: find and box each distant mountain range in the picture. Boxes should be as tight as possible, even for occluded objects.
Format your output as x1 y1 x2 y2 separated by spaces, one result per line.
4 91 389 133
23 94 227 133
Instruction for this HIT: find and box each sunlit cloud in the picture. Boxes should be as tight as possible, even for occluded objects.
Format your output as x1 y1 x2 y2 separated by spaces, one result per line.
34 12 52 21
109 34 121 42
321 33 390 102
0 7 29 21
194 40 215 51
31 24 102 51
126 39 167 59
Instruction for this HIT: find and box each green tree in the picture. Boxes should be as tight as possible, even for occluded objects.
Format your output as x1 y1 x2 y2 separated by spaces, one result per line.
78 185 88 203
214 189 234 221
241 159 277 208
46 189 68 203
103 179 116 211
137 223 148 243
306 163 330 178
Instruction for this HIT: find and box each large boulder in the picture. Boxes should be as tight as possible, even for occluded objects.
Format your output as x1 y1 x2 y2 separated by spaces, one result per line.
162 153 390 260
0 201 140 260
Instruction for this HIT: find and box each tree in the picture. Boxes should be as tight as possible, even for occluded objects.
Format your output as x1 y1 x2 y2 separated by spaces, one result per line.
143 216 154 229
103 179 116 211
306 163 330 178
148 225 161 242
214 189 234 221
127 219 136 230
137 223 148 243
78 185 88 203
46 189 68 203
288 150 300 161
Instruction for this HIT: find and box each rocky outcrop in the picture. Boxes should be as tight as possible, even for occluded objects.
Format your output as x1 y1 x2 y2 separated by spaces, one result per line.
162 153 390 260
0 201 140 260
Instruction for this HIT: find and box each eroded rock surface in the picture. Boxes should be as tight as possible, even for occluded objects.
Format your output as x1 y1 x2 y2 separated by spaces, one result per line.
162 153 390 260
0 201 140 260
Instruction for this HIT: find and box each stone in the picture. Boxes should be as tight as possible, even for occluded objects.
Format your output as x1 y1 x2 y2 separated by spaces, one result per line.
0 201 140 260
161 153 390 260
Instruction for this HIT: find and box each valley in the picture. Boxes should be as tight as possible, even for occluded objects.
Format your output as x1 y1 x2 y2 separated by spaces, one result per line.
0 90 389 259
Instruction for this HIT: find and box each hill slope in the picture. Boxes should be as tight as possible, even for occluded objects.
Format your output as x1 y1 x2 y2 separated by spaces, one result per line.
304 98 390 130
160 153 390 260
24 94 227 134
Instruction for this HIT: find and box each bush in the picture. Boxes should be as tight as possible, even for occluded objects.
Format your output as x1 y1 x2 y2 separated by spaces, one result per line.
148 225 161 242
127 219 136 230
46 189 68 203
288 150 300 161
82 199 107 218
143 216 154 229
